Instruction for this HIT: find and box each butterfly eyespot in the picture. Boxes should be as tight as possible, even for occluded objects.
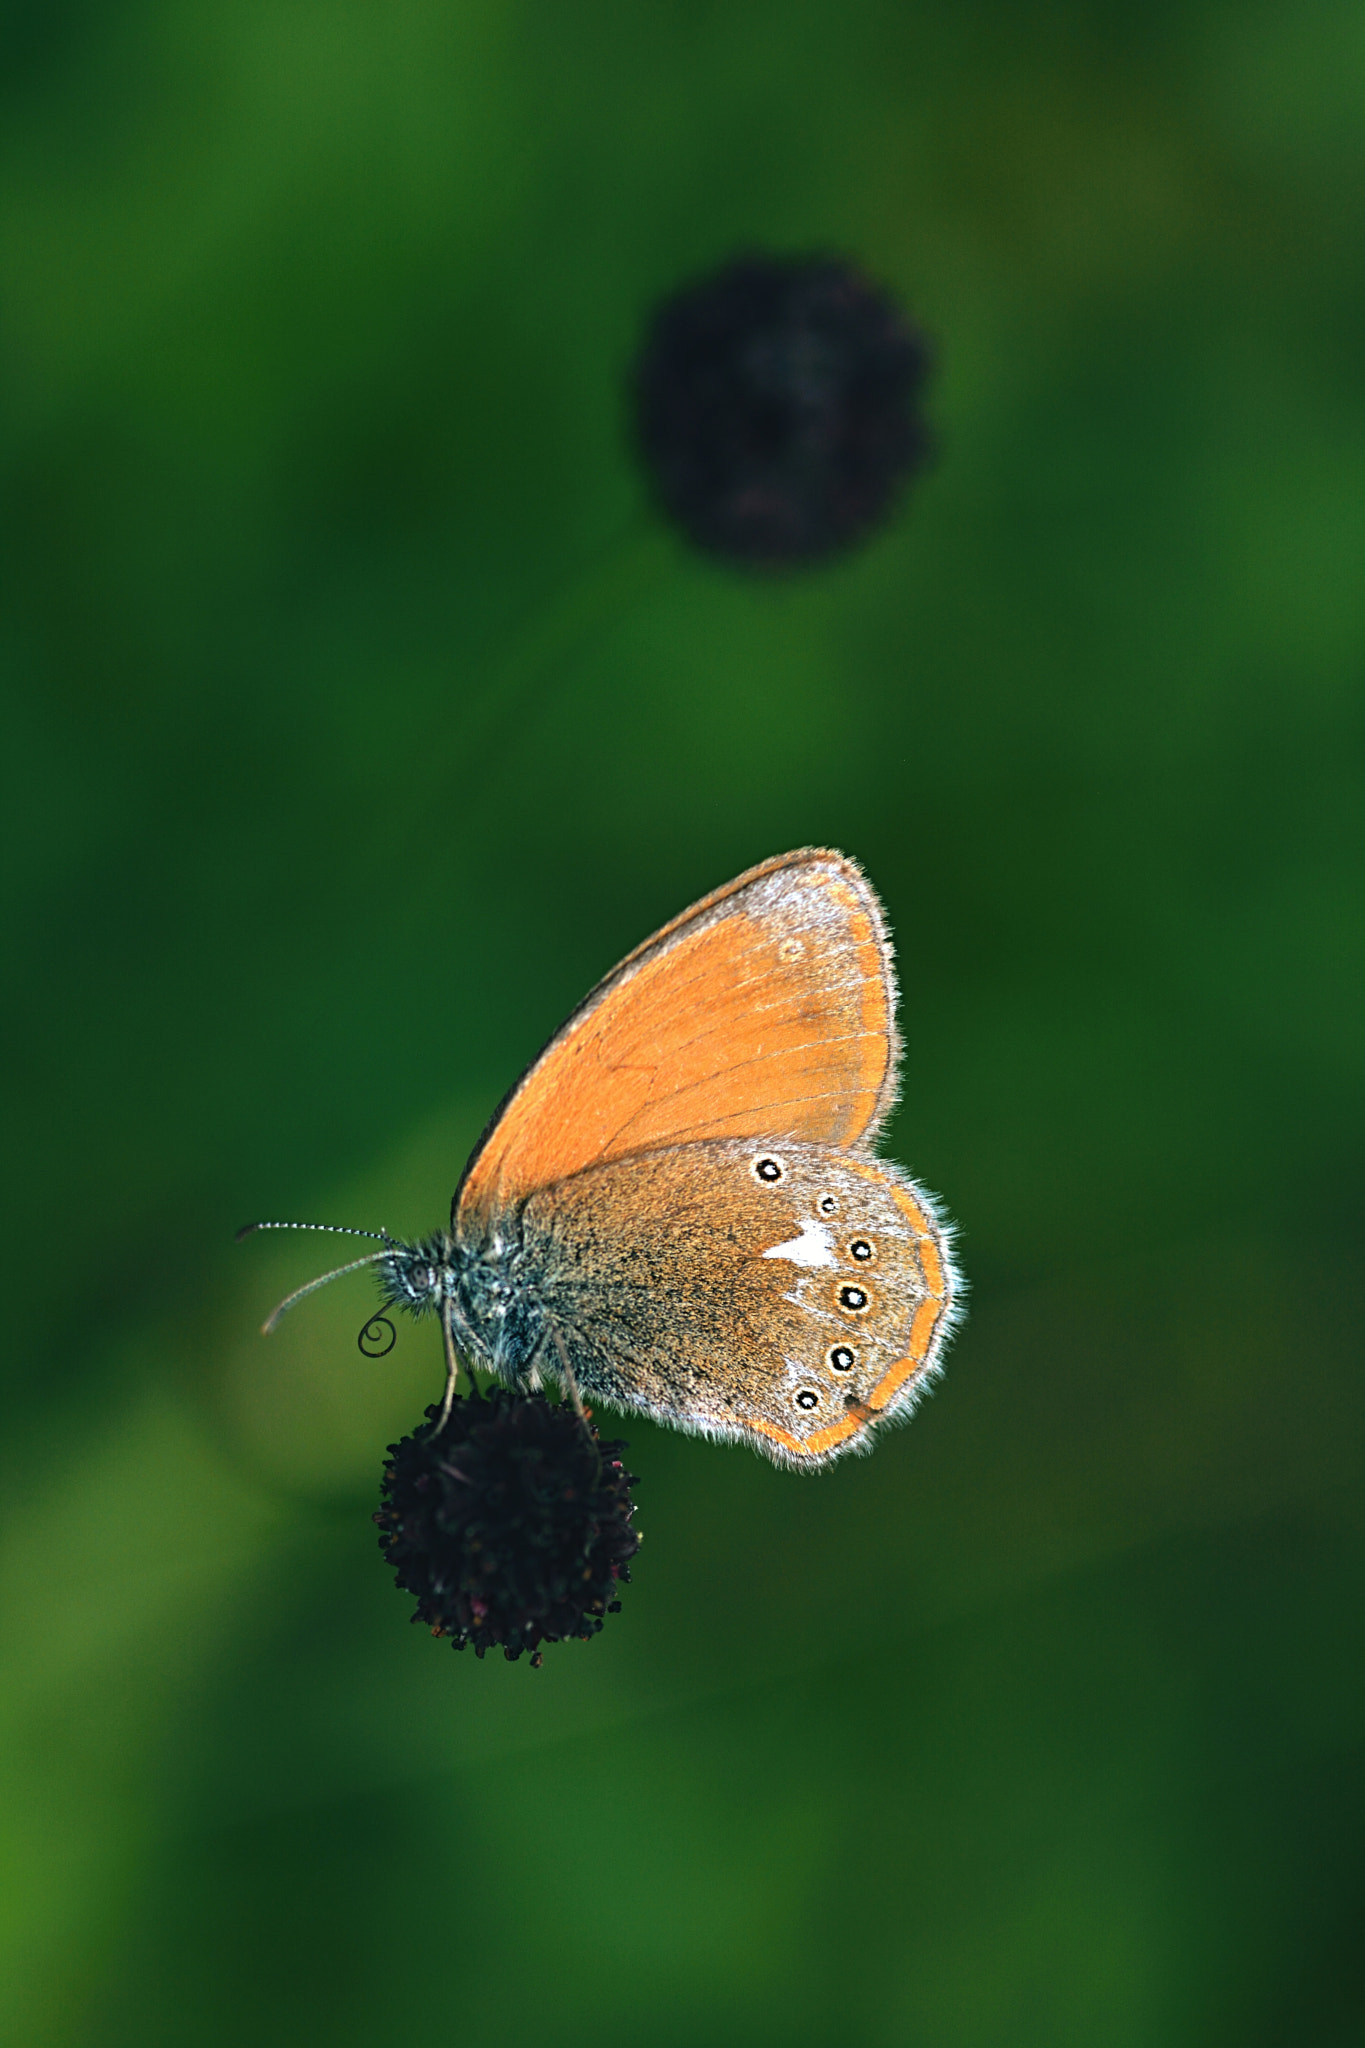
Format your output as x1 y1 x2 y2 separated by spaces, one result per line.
778 936 805 962
795 1389 820 1410
849 1238 875 1262
817 1192 839 1217
838 1284 870 1313
752 1155 785 1184
827 1344 856 1373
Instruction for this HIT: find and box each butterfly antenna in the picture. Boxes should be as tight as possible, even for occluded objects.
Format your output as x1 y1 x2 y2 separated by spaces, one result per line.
258 1250 393 1336
235 1219 392 1245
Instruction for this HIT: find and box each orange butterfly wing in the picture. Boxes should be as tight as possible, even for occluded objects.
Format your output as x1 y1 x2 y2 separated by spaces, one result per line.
455 848 901 1223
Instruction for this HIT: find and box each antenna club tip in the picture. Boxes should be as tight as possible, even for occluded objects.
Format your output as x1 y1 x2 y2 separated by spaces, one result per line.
235 1222 262 1243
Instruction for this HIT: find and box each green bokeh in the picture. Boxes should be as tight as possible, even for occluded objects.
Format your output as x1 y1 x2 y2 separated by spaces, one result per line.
2 3 1361 2043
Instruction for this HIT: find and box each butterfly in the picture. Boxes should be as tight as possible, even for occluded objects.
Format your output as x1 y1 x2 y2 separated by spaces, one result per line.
244 849 961 1467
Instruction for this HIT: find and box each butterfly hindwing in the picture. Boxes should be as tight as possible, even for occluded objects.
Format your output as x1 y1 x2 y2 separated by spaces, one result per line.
503 1140 956 1468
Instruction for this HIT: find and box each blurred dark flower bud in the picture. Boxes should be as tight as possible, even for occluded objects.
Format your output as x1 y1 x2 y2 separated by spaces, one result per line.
632 251 933 569
374 1387 641 1666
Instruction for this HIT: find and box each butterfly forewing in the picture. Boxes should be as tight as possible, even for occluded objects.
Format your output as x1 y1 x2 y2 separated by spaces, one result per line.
455 851 899 1224
512 1140 954 1467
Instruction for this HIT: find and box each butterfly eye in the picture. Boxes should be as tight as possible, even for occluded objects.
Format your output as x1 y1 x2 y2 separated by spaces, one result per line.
817 1192 839 1217
827 1344 856 1373
752 1155 785 1184
838 1284 870 1314
849 1238 875 1262
795 1389 820 1410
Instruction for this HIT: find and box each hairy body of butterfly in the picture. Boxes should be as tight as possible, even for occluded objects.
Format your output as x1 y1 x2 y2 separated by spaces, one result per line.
250 848 962 1470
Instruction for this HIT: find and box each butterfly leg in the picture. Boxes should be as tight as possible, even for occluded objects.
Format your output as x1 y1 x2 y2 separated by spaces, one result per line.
547 1321 588 1424
432 1299 462 1435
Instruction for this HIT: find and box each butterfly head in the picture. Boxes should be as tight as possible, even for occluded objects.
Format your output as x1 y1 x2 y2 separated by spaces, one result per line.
378 1232 460 1320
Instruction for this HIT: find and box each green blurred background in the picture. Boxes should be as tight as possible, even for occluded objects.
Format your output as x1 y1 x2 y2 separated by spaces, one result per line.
2 3 1362 2043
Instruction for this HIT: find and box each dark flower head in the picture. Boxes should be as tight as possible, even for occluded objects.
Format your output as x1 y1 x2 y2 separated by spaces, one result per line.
374 1387 640 1666
632 251 933 569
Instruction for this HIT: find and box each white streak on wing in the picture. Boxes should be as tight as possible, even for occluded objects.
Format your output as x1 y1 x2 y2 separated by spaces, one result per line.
761 1217 836 1269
